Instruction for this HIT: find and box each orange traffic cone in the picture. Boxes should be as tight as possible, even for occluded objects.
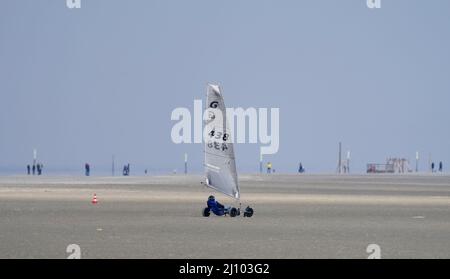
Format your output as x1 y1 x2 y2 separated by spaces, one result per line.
92 193 98 204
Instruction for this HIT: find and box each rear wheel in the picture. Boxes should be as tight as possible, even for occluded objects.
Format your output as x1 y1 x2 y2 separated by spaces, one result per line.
230 207 238 217
202 207 210 217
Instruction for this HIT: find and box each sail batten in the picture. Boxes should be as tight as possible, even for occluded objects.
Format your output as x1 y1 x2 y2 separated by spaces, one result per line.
204 84 240 200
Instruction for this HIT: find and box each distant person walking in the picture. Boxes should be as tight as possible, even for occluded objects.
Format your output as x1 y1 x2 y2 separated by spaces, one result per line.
266 162 272 174
27 165 31 175
85 163 90 176
439 161 443 172
32 164 36 175
298 163 305 173
37 163 43 175
123 164 130 176
431 162 435 173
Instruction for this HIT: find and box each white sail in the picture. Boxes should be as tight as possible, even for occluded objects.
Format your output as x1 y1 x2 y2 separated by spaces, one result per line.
204 84 240 200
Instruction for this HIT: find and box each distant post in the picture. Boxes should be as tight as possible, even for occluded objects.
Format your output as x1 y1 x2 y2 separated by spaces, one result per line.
415 152 419 173
338 142 342 174
184 153 188 174
428 153 432 173
259 153 263 173
347 150 351 174
33 149 37 166
112 155 115 176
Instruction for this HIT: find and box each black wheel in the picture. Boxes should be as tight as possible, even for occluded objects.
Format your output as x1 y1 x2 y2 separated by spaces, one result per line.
202 207 210 217
244 206 254 217
230 207 238 217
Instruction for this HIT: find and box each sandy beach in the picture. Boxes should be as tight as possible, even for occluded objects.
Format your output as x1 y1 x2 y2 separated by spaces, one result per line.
0 174 449 258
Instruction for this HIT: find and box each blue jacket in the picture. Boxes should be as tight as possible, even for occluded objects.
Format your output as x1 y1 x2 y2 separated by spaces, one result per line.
207 199 225 216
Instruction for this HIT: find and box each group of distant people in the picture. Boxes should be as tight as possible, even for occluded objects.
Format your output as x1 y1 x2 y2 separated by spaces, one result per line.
431 161 443 173
25 161 443 175
83 163 133 176
26 163 44 175
265 162 306 174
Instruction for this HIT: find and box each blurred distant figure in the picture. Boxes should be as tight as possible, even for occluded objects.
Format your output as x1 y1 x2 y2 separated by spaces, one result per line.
123 164 130 176
298 163 305 173
85 163 90 176
27 165 31 175
439 161 443 172
37 164 42 175
431 162 435 173
145 169 148 175
266 162 272 174
32 164 36 175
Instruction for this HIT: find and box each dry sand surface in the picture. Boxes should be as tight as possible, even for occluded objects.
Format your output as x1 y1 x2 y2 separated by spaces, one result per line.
0 174 449 258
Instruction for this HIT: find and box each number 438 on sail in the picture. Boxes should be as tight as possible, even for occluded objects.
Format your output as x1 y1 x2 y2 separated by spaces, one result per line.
207 130 229 151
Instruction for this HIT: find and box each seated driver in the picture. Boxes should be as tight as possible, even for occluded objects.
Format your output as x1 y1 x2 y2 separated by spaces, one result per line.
206 195 229 216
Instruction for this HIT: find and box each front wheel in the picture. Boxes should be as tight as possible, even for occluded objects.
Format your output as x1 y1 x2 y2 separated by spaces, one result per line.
202 207 210 217
243 206 254 217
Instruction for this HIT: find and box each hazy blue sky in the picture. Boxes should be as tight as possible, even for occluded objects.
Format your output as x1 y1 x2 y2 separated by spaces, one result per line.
0 0 449 174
